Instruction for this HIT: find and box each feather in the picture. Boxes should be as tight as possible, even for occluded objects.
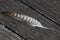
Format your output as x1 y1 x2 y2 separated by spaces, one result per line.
2 11 55 30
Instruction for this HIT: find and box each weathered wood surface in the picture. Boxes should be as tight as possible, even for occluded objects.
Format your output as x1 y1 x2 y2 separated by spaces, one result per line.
20 0 60 25
0 0 60 40
0 24 24 40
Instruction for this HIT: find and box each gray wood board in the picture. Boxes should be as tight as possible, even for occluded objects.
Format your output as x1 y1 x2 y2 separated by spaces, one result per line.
20 0 60 25
0 0 60 40
0 24 24 40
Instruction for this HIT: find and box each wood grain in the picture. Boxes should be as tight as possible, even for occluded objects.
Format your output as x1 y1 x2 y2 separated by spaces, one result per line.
0 0 60 40
20 0 60 25
0 24 25 40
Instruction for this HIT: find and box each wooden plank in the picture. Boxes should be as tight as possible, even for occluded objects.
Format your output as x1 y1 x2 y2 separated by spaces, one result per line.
0 24 24 40
0 0 60 40
20 0 60 25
